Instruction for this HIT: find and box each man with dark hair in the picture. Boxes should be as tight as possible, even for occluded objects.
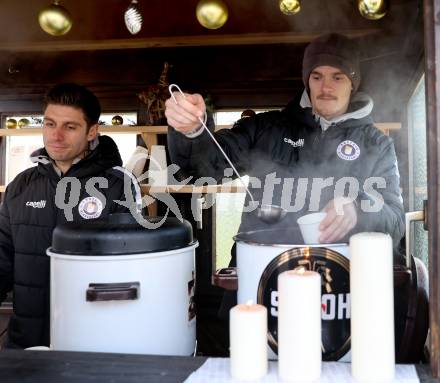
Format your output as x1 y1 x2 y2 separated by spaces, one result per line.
44 82 101 128
0 83 141 348
166 33 404 246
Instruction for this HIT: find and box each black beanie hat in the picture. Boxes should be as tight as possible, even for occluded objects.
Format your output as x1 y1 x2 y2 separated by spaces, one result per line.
302 33 361 93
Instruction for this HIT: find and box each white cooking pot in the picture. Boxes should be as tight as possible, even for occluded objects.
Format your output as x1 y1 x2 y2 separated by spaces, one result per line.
47 214 197 356
213 228 350 361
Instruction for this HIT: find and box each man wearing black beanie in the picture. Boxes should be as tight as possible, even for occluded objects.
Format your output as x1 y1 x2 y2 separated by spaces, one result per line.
165 32 405 359
165 32 404 247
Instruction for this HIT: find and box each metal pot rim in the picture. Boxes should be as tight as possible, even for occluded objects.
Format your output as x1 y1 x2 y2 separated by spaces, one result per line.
233 228 346 248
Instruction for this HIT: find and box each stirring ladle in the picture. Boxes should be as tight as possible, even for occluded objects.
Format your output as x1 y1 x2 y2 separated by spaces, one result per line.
169 84 287 224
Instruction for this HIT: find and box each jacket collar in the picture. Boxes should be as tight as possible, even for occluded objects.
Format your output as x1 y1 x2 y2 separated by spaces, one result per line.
30 136 99 166
299 89 374 131
30 135 122 178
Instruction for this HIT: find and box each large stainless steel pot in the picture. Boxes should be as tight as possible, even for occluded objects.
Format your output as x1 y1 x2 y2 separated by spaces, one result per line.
47 213 198 356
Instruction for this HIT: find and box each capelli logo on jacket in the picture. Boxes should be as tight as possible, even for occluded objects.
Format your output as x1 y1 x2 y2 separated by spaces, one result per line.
284 137 305 148
26 200 46 209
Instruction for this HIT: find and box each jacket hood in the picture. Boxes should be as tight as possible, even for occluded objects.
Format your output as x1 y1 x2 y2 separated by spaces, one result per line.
285 90 374 131
31 135 123 179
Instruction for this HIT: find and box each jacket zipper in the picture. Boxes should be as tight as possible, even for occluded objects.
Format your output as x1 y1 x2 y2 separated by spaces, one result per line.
313 122 337 149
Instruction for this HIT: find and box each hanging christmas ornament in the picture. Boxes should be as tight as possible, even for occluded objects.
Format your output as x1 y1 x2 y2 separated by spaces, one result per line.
279 0 301 15
196 0 228 30
18 118 31 128
124 0 143 35
38 1 73 36
6 119 17 129
358 0 389 20
111 115 124 125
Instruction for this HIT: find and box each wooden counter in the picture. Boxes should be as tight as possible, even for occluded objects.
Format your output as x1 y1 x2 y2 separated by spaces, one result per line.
0 350 206 383
0 350 438 383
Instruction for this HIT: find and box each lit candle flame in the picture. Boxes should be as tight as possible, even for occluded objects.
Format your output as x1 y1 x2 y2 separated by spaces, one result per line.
303 247 310 258
246 300 254 306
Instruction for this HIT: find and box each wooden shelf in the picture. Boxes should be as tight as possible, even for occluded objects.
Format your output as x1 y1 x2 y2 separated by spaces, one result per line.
0 125 168 136
0 124 239 136
0 123 399 136
141 184 245 194
376 123 401 131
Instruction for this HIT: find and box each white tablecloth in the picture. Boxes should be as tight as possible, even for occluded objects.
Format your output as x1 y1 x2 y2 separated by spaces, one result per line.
184 358 420 383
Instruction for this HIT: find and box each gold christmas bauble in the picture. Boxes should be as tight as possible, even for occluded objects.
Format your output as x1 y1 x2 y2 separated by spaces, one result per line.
38 2 73 36
196 0 228 30
6 119 17 129
112 115 124 125
358 0 388 20
279 0 301 15
18 118 30 128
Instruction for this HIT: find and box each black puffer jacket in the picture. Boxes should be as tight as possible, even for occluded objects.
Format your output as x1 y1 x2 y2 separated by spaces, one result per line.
0 135 141 348
168 92 405 246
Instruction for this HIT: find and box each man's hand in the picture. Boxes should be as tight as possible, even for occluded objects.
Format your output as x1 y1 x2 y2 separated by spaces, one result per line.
319 197 357 243
165 92 206 134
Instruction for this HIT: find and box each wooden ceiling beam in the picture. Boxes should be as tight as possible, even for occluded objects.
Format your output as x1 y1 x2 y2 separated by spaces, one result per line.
0 29 381 52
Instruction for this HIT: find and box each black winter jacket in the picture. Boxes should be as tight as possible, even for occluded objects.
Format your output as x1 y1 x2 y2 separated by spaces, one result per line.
168 92 405 246
0 135 141 348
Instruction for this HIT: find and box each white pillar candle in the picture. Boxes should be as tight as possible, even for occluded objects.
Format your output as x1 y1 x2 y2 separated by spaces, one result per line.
350 232 395 383
229 301 268 380
278 269 321 383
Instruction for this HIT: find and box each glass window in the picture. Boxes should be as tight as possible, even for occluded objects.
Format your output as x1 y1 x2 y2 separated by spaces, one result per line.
99 113 138 166
213 109 272 269
215 178 248 269
214 109 278 125
4 115 44 184
5 135 43 184
98 113 137 126
214 111 244 125
407 76 428 267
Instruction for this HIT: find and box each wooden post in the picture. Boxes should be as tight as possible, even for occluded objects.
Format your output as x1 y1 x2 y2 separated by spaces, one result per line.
141 132 158 152
140 132 159 217
423 0 440 377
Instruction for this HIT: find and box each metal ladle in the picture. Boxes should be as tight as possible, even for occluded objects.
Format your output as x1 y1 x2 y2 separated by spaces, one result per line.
169 84 287 224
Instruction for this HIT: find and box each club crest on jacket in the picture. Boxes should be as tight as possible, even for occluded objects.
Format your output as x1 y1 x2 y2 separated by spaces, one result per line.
78 196 103 219
336 140 360 161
